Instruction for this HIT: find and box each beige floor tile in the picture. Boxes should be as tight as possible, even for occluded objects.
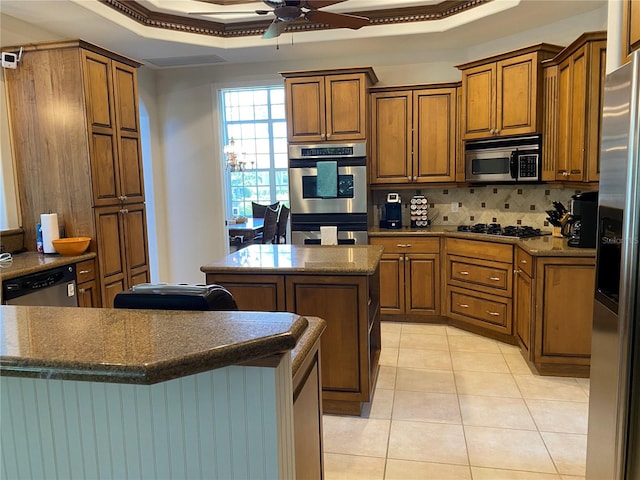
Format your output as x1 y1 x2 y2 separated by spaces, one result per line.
541 432 587 476
323 415 390 458
514 375 589 402
448 335 502 353
387 420 468 465
395 367 457 394
575 378 590 396
560 476 585 480
362 388 394 420
379 347 399 367
399 332 450 351
323 453 385 480
451 351 510 373
454 371 522 398
526 399 589 434
385 459 472 480
376 365 397 390
465 426 556 473
446 325 477 336
471 466 561 479
504 352 536 375
381 322 402 348
459 395 536 430
498 342 522 353
392 390 461 424
402 323 448 336
397 348 452 370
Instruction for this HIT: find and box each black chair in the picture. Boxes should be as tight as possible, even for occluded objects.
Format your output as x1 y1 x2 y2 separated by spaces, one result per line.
259 205 280 244
276 205 290 243
251 201 280 219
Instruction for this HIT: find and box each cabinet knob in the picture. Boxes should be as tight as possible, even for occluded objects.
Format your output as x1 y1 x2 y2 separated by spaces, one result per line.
79 288 86 294
486 311 500 317
407 176 412 181
514 268 521 274
326 133 331 139
413 176 417 181
494 129 500 135
562 171 569 177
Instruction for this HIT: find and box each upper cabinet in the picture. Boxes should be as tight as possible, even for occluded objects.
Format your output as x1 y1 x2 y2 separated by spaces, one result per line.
457 44 563 140
370 84 459 184
545 32 606 183
281 67 378 143
622 0 640 64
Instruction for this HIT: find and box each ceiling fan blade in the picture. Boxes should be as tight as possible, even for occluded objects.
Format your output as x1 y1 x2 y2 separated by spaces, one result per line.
262 19 287 39
302 0 348 9
188 10 270 15
305 10 369 29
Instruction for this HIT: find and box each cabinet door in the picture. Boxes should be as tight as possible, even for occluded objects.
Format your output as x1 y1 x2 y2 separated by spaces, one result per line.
204 274 285 311
123 203 150 287
556 57 573 179
285 76 325 142
405 253 440 315
370 92 412 184
95 205 127 303
413 88 456 182
461 63 495 139
113 62 145 204
622 0 640 63
496 53 538 136
377 253 404 313
325 73 366 141
78 280 100 308
542 64 559 181
514 270 533 355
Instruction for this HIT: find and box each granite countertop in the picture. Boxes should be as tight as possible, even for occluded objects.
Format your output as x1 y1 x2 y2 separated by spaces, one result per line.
0 251 97 281
368 226 596 257
0 305 312 385
201 244 384 275
291 316 325 378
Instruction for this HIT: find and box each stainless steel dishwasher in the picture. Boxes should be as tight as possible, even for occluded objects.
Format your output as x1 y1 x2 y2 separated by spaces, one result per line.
2 264 78 307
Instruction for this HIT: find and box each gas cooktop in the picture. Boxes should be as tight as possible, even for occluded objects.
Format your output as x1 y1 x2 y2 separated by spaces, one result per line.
456 223 551 238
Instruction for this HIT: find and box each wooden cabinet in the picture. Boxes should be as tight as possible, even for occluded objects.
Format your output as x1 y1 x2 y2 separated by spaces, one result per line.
549 32 607 183
3 40 150 307
368 236 440 318
457 44 563 140
76 258 100 308
205 267 380 416
622 0 640 64
282 68 377 143
516 255 595 377
370 84 458 185
445 238 514 341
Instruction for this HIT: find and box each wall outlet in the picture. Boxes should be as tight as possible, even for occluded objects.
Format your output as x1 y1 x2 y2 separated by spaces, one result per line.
451 202 459 213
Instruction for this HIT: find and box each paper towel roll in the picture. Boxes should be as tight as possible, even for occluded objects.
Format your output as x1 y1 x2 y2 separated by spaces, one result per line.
320 226 338 245
41 213 60 253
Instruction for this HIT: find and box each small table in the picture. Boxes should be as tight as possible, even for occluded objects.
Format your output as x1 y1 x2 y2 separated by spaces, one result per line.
228 217 264 244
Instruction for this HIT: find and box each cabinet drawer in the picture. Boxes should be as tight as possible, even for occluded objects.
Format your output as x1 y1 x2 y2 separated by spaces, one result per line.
515 247 533 277
446 237 513 263
76 259 97 283
448 255 512 296
369 236 439 254
448 287 511 334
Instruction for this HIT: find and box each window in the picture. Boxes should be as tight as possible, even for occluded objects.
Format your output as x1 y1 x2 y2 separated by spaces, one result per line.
220 86 288 218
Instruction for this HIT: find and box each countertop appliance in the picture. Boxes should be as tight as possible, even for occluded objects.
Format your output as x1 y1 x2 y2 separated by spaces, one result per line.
465 134 541 183
562 191 599 248
114 283 238 311
288 142 368 245
2 264 78 307
456 223 550 238
380 192 402 229
586 51 640 480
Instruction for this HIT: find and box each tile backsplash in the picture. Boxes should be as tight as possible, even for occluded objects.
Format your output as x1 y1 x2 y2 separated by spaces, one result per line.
372 185 589 229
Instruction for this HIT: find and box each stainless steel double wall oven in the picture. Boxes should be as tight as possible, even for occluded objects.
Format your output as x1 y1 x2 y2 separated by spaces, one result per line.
288 142 368 245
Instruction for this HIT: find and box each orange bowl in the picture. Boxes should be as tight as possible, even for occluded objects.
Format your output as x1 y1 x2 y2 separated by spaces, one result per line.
52 237 91 256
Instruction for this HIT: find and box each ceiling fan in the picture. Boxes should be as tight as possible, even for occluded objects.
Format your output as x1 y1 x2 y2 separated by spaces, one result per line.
190 0 370 39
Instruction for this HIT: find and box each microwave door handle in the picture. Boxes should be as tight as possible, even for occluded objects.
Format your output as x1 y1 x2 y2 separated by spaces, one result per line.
509 150 518 179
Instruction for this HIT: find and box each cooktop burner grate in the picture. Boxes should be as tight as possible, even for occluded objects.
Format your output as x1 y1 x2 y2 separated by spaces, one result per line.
456 223 550 238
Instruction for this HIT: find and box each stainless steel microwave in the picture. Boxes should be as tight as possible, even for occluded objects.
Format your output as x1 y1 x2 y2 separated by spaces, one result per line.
465 135 541 183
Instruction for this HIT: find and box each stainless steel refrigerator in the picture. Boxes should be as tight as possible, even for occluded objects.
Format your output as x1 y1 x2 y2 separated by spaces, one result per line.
586 50 640 479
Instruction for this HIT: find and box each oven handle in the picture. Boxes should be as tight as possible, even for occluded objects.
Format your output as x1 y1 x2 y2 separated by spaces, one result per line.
509 150 518 179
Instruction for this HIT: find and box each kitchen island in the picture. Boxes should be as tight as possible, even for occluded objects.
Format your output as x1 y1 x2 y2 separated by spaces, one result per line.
201 244 383 416
0 305 325 479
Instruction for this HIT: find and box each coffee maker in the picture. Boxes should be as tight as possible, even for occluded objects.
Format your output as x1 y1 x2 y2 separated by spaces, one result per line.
380 193 402 229
563 191 598 248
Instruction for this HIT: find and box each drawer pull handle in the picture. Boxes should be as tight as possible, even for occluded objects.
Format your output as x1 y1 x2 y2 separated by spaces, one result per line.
459 271 469 275
488 276 501 281
514 269 521 274
396 244 412 248
520 259 528 264
457 303 469 308
79 270 91 274
486 311 500 316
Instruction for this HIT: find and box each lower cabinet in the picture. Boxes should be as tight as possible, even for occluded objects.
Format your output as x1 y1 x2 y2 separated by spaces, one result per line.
205 269 380 416
76 258 101 308
369 237 440 318
513 248 534 354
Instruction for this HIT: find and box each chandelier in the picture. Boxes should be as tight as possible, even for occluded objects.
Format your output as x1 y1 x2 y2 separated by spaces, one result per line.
224 139 247 172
